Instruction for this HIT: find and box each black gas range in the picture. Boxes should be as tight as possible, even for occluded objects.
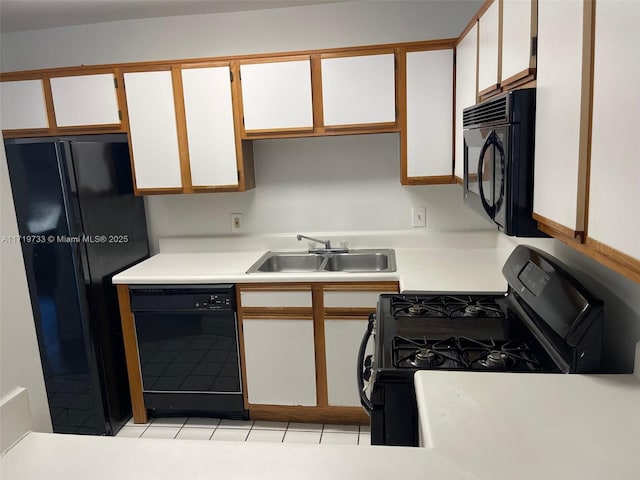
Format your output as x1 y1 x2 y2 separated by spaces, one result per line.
358 245 604 446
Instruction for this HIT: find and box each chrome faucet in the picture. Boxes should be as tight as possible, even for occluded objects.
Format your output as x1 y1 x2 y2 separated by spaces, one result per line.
297 234 331 250
296 234 349 253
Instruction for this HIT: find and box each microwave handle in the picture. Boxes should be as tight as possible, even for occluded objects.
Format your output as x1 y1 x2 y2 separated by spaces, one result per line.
478 132 496 217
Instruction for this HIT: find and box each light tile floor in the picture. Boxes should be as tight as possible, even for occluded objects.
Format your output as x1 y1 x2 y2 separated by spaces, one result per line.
117 417 371 446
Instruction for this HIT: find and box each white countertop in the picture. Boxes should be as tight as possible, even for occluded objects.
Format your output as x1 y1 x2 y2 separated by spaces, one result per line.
0 432 479 480
112 232 509 292
415 368 640 480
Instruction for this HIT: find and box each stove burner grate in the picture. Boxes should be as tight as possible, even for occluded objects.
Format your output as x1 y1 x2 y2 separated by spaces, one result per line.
391 335 543 372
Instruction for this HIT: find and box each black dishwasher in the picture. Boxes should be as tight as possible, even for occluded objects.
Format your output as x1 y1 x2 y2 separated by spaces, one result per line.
130 285 248 419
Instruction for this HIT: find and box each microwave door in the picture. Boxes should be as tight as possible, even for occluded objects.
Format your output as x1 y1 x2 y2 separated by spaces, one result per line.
463 128 494 224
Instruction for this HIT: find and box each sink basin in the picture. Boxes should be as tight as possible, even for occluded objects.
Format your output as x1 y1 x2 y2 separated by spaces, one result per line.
324 252 390 272
254 254 326 273
246 249 396 274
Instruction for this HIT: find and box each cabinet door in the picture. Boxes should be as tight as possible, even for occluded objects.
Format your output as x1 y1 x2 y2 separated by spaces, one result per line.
587 1 640 263
501 0 535 83
123 70 182 190
181 66 238 187
477 1 500 95
533 0 590 236
0 79 49 130
242 319 316 406
405 49 453 179
324 318 371 407
240 59 313 132
455 24 478 180
321 53 396 127
50 73 120 127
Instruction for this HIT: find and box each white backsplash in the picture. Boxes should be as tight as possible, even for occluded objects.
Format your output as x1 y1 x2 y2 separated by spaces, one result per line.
145 134 493 253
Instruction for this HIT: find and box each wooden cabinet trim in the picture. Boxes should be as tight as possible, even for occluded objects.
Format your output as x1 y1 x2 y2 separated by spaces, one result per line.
534 212 584 242
321 281 399 292
312 285 328 407
116 285 147 424
170 66 193 193
319 47 396 60
248 405 368 425
403 175 455 186
584 238 640 284
238 54 311 66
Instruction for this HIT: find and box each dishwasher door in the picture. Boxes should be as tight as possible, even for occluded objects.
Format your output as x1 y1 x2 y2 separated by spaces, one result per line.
130 285 247 418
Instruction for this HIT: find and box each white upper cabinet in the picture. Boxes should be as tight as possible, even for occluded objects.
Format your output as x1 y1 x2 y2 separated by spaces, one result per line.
50 73 120 127
455 24 478 180
477 1 500 94
0 79 49 130
501 0 535 83
405 49 453 178
240 59 313 132
321 53 396 126
181 66 238 187
587 0 640 261
123 70 182 190
533 0 589 235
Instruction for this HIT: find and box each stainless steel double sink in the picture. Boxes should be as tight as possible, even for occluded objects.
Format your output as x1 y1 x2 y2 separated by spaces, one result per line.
246 249 396 273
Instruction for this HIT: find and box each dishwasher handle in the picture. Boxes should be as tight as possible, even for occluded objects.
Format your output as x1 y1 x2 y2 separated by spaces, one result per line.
357 313 375 414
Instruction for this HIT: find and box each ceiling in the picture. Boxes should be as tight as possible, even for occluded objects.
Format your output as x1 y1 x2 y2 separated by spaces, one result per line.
0 0 348 33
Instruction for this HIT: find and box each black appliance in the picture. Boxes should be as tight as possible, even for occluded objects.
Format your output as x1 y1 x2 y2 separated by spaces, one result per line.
463 88 544 237
130 285 248 420
4 134 149 435
358 245 604 446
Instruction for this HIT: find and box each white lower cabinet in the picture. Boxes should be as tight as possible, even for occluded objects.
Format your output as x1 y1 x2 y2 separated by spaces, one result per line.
324 318 371 407
242 318 316 406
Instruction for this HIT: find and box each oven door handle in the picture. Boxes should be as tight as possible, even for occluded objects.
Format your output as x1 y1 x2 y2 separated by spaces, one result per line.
357 313 375 414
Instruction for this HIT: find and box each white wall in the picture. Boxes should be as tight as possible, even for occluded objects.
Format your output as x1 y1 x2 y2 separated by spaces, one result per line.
0 147 52 433
146 134 491 252
0 0 481 71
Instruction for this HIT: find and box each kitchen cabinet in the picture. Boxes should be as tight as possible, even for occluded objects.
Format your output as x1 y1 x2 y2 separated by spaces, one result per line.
0 79 49 131
533 0 591 239
586 0 640 274
324 318 370 407
477 0 501 97
181 65 239 188
403 48 453 182
123 65 255 194
501 0 537 85
242 318 317 406
321 52 396 127
455 23 478 181
237 281 397 418
49 73 121 128
123 70 183 191
239 58 314 133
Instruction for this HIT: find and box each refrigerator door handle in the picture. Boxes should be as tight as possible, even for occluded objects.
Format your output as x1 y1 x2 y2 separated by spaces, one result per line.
56 142 91 284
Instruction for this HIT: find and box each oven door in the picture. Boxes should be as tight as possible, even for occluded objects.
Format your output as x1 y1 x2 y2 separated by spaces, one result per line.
463 126 508 230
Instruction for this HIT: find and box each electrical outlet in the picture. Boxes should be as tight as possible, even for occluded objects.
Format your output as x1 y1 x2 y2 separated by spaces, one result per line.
230 213 243 233
411 207 426 228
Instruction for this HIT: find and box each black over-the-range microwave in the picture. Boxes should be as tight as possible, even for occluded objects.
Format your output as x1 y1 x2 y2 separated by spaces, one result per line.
463 88 546 237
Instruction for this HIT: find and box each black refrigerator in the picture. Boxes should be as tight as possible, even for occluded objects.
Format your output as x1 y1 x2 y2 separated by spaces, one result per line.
4 134 149 435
